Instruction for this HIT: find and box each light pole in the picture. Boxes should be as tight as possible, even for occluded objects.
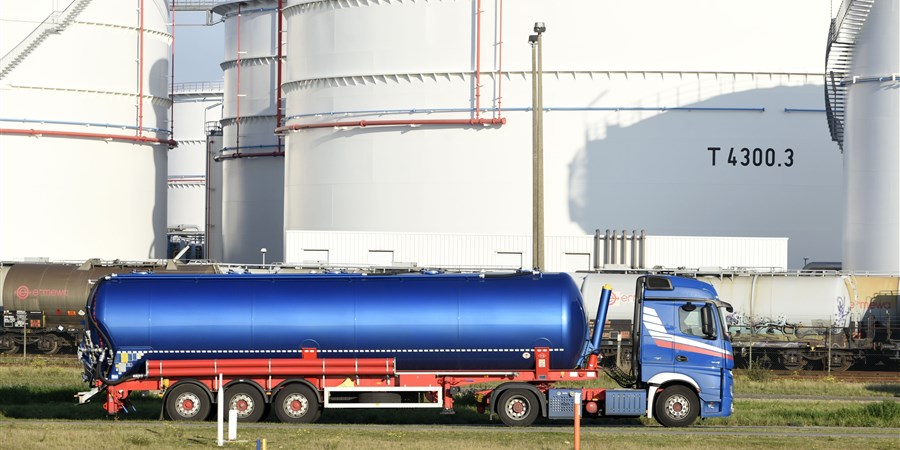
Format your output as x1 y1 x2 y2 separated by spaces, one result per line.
530 22 546 271
260 247 267 266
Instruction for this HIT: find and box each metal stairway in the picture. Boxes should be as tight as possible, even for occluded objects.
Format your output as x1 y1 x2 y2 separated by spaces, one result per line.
0 0 93 80
825 0 875 153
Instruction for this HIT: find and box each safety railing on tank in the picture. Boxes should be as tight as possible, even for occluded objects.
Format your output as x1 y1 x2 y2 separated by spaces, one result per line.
824 0 875 153
0 0 92 79
172 0 223 11
171 81 225 94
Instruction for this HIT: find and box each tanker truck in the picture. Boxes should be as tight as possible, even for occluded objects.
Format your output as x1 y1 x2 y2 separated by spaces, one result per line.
77 271 734 427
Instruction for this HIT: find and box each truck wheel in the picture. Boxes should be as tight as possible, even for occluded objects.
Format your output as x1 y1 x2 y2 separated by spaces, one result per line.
497 389 540 427
225 384 266 423
654 385 699 427
273 385 320 423
166 383 211 421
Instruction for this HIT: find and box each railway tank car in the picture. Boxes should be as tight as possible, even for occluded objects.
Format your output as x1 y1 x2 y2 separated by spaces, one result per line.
0 261 217 354
83 271 587 374
579 271 900 371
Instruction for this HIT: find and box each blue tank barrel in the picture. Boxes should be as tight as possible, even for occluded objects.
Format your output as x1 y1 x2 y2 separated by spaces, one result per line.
86 272 589 372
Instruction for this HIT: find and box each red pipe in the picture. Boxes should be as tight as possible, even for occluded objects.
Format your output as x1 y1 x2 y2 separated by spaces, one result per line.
497 0 503 118
275 117 506 134
170 1 175 138
138 0 145 137
475 0 482 119
0 128 178 147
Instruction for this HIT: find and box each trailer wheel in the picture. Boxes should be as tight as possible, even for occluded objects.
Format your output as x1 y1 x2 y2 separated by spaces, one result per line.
166 383 211 421
497 389 540 427
225 384 266 423
654 385 699 427
273 384 320 424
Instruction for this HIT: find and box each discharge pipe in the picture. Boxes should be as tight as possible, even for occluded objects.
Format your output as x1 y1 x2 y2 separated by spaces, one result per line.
579 284 612 368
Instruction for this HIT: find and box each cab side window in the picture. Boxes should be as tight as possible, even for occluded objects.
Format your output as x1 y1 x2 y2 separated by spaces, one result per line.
678 307 705 337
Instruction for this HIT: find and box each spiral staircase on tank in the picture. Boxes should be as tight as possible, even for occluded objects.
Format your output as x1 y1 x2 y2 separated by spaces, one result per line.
825 0 875 153
0 0 94 79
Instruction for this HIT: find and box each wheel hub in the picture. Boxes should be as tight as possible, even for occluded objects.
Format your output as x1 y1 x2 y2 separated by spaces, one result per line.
175 393 201 417
283 394 308 418
664 394 690 419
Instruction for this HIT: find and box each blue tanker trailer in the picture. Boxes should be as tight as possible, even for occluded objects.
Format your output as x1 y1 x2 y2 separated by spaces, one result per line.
78 271 734 427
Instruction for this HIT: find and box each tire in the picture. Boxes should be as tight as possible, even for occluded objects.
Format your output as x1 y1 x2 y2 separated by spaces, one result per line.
654 385 699 427
496 389 540 427
273 384 320 424
166 383 211 421
225 383 267 423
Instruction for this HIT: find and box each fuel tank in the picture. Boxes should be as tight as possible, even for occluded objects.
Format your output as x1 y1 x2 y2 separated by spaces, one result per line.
3 262 217 328
88 272 588 371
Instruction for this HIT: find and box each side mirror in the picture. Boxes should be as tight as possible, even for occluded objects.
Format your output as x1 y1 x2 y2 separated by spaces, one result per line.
701 304 717 339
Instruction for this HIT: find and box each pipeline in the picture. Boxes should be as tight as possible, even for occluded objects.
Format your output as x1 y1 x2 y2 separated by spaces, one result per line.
0 128 177 147
275 117 505 134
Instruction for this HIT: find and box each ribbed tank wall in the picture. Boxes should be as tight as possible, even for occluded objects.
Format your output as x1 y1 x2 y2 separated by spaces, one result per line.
843 0 900 273
168 85 224 230
214 0 284 264
0 0 171 261
282 0 843 267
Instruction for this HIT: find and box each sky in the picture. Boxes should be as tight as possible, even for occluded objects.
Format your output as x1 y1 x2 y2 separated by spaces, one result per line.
173 11 225 83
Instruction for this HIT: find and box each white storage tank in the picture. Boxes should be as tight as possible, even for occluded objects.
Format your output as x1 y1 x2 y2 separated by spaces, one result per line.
168 82 223 233
211 0 284 264
0 0 172 261
281 0 843 269
843 0 900 273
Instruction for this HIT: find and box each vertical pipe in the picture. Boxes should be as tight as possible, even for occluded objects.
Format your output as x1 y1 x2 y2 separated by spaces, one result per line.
590 285 612 351
138 0 145 137
531 39 538 270
611 230 618 265
496 0 503 118
276 0 284 152
639 230 646 269
235 4 242 156
170 1 175 139
474 0 482 119
620 230 627 267
593 229 601 270
604 229 611 265
536 31 544 269
630 230 637 269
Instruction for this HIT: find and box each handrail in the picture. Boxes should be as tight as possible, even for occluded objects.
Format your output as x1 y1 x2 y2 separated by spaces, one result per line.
0 0 92 79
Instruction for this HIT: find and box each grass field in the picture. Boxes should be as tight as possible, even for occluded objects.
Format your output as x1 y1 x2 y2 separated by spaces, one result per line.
1 356 898 449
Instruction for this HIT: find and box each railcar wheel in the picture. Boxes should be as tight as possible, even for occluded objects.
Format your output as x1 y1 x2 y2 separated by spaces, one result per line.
225 384 266 423
166 383 211 421
273 385 320 424
496 389 540 427
780 352 807 371
37 335 61 355
0 334 20 354
654 385 699 427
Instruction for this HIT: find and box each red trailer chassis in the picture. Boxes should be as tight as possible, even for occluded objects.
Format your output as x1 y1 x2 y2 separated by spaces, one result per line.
89 347 610 426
